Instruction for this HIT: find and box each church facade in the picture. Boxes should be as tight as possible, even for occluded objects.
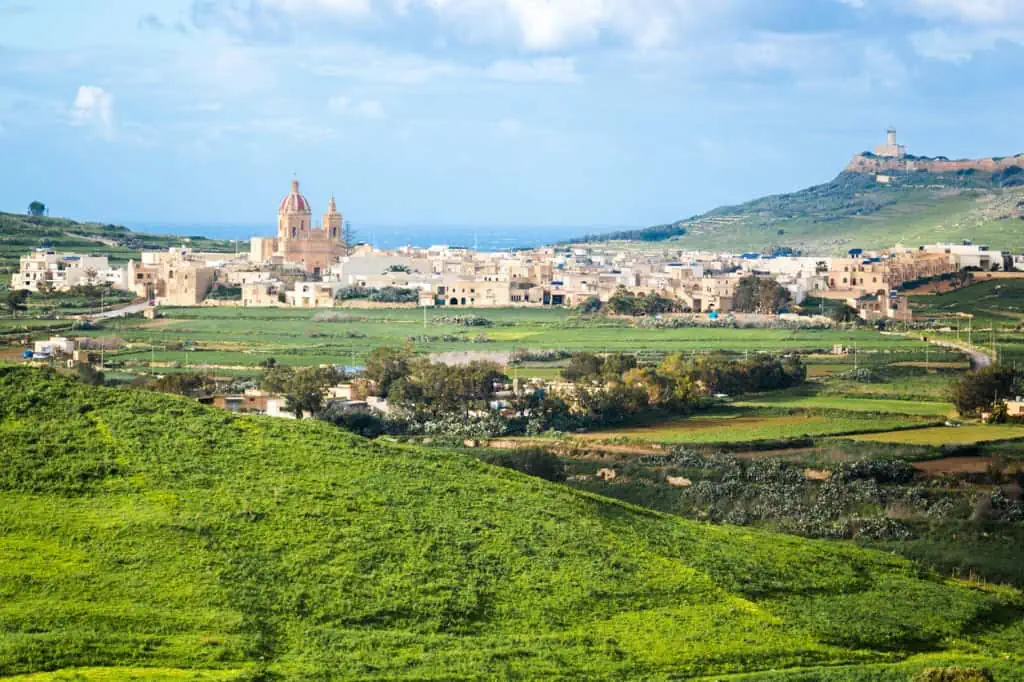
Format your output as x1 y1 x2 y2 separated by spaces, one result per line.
250 178 346 275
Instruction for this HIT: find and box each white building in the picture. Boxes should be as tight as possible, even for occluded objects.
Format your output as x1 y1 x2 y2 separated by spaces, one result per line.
11 250 129 292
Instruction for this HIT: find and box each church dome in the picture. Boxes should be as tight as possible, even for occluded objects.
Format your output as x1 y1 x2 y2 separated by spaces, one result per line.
279 178 312 215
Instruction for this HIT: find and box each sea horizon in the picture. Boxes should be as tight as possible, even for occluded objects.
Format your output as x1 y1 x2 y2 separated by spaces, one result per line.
123 222 638 251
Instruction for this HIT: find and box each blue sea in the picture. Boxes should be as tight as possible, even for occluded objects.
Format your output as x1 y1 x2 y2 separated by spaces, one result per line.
125 223 626 251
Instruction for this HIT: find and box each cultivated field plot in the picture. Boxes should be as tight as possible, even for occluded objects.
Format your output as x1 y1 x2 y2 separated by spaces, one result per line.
854 424 1024 446
81 307 940 371
735 394 956 418
575 411 931 445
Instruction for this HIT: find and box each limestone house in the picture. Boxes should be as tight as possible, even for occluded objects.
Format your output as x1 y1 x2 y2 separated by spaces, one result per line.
127 248 214 306
11 250 128 292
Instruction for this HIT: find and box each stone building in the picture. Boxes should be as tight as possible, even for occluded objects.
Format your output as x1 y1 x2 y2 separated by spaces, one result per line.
127 248 215 306
250 178 346 275
875 128 906 159
11 250 127 292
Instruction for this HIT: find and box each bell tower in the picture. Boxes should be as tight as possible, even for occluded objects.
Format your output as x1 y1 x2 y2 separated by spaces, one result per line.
324 194 344 242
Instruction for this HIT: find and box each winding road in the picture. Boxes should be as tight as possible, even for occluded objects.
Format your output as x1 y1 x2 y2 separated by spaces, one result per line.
86 301 150 321
926 337 993 371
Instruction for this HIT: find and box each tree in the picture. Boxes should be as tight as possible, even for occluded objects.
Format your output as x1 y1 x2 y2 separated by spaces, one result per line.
364 345 413 398
950 365 1020 416
562 353 604 382
5 289 29 318
76 363 105 386
342 221 357 256
732 276 791 314
282 367 339 419
27 201 46 217
148 373 216 398
261 365 341 419
576 296 602 314
831 303 860 324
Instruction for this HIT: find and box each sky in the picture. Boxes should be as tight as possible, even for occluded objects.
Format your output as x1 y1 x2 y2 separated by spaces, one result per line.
0 0 1023 233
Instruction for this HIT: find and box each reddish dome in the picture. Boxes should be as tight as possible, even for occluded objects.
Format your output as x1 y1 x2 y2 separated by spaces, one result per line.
279 178 312 214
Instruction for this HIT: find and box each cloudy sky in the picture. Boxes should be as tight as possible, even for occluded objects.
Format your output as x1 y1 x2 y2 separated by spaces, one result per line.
0 0 1022 231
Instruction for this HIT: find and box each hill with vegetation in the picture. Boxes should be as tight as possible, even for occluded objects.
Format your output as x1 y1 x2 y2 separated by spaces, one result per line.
584 162 1024 254
0 211 234 275
1 367 1023 680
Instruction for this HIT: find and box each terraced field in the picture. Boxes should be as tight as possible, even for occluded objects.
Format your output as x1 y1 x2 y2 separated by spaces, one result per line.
854 424 1024 446
575 410 932 446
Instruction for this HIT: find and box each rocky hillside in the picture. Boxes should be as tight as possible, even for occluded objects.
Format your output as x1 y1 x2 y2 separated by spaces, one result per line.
587 154 1024 254
847 152 1024 177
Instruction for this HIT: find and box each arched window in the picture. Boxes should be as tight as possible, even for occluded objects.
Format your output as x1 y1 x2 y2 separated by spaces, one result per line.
291 227 297 238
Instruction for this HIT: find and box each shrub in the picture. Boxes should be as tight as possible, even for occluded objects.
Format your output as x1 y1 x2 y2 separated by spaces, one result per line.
481 448 566 483
913 668 993 682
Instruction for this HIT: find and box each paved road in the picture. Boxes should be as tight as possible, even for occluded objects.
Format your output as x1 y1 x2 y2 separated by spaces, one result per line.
87 301 150 320
927 338 993 371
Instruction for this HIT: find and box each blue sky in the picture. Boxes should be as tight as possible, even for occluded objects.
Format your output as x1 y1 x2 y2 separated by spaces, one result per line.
1 0 1023 232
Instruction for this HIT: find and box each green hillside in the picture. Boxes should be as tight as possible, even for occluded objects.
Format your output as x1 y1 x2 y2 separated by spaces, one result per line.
601 170 1024 254
1 368 1023 680
0 212 234 275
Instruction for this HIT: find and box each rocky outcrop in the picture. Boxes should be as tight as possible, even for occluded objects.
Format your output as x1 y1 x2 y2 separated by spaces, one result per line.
846 153 1024 174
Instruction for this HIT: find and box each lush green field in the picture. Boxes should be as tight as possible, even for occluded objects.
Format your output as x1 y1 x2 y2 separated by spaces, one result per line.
1 367 1022 680
736 393 956 418
74 306 940 373
575 410 932 445
2 670 240 681
910 278 1024 325
854 424 1024 445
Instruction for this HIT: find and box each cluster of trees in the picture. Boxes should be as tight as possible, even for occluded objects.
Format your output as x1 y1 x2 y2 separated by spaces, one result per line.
562 352 806 400
141 373 217 398
950 365 1022 416
363 345 506 413
732 276 792 314
261 365 346 418
336 286 419 304
607 288 680 316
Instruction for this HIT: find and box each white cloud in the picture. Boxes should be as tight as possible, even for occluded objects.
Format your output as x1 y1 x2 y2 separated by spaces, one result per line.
267 0 371 13
327 95 385 118
71 85 115 138
206 0 733 50
910 26 1024 61
904 0 1024 24
424 0 732 50
485 57 579 82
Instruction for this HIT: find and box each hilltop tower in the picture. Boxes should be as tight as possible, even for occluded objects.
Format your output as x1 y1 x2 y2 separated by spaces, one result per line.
875 128 906 159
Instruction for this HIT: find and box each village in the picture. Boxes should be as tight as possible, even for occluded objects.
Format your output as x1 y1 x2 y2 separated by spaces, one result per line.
11 179 1018 323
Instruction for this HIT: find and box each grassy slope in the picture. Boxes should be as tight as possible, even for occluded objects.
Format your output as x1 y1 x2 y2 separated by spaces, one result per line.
0 212 234 274
595 171 1024 254
1 368 1023 680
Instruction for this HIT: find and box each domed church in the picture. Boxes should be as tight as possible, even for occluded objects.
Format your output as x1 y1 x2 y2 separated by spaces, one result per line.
250 178 347 276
